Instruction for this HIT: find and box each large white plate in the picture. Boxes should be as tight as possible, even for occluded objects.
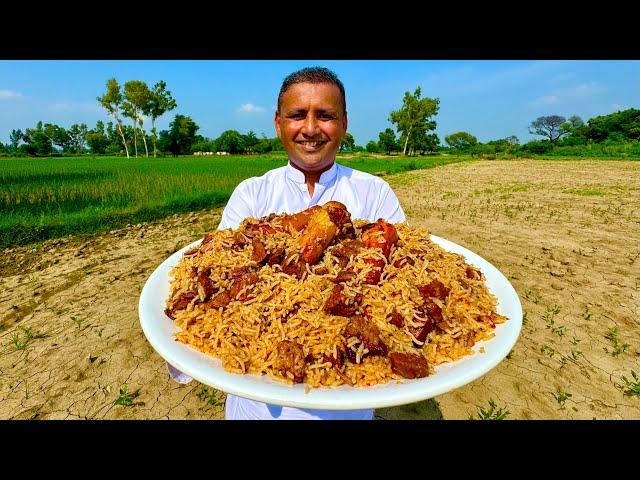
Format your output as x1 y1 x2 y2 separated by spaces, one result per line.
139 235 522 410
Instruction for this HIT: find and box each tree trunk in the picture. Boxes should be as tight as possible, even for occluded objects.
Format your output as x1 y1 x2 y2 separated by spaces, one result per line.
133 122 138 157
152 120 157 158
114 117 129 158
139 119 149 157
403 126 412 155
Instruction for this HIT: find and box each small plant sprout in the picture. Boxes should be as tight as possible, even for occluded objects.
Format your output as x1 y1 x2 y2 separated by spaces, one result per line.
604 327 630 357
196 384 224 407
114 386 141 407
472 399 510 420
620 371 640 397
553 389 572 408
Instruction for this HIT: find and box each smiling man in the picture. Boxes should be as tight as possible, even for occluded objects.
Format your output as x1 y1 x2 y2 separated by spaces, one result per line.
168 66 406 420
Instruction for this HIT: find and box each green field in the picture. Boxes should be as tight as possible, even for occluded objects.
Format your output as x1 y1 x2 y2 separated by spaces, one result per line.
0 153 470 248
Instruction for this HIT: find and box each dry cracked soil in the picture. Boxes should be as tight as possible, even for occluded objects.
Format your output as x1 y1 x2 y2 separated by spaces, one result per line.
1 159 638 420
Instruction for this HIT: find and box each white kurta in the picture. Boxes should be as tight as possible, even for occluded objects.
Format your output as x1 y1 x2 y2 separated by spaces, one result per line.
169 161 406 420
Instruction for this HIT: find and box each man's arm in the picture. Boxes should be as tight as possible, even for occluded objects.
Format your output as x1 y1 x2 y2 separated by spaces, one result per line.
217 180 254 230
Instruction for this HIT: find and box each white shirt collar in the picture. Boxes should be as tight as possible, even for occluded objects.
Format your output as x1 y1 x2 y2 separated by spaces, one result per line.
285 161 338 185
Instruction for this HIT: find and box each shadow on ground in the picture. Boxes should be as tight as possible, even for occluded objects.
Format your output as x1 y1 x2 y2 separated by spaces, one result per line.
375 399 443 420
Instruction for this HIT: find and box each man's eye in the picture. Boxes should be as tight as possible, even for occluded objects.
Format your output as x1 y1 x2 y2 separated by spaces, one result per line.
289 113 305 120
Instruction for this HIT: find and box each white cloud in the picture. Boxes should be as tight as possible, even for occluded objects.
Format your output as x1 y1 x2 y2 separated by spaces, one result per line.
528 95 560 107
238 103 265 113
0 89 23 100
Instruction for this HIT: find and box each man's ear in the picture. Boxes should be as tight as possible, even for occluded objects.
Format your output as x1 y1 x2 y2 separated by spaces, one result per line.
274 110 282 139
343 111 348 133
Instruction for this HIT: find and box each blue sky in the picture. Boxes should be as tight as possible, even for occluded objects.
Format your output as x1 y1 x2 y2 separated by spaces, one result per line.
1 60 638 146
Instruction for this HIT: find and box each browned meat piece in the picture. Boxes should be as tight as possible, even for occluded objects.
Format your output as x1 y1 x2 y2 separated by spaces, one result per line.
465 265 482 280
417 279 450 301
251 238 268 263
331 239 363 260
313 265 329 275
387 311 405 328
231 231 250 251
408 320 434 345
422 299 443 322
342 315 388 357
199 232 216 252
267 247 285 266
206 290 231 309
229 271 259 301
361 219 399 259
183 247 199 257
165 291 198 318
197 268 217 300
389 352 429 379
332 269 357 284
360 220 399 285
298 209 339 264
324 284 363 317
322 201 355 239
275 340 306 383
323 351 344 368
281 255 307 279
393 256 416 268
279 206 322 232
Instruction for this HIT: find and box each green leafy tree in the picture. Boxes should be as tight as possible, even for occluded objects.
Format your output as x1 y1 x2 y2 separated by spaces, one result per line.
86 121 110 154
378 128 399 154
214 130 245 154
243 131 259 153
97 78 130 158
529 115 570 143
445 131 478 151
389 87 440 155
365 140 380 153
585 108 640 142
146 81 177 158
157 114 199 156
43 123 71 151
340 132 356 152
122 80 152 157
68 123 88 154
23 121 53 156
9 129 24 150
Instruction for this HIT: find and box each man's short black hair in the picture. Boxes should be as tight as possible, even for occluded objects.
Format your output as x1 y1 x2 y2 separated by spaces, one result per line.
277 66 346 115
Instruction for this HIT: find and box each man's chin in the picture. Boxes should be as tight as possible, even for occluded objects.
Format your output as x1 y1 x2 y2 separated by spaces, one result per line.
289 155 334 173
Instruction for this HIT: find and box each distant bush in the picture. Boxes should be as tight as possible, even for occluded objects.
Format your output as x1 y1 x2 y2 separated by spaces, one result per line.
520 140 554 154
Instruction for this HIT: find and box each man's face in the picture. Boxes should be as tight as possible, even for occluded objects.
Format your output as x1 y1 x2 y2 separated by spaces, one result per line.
275 82 347 174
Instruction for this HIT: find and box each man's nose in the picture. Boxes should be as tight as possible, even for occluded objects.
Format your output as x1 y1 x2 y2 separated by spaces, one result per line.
302 115 320 136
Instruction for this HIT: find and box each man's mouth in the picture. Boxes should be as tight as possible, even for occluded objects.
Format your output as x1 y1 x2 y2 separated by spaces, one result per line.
296 140 326 151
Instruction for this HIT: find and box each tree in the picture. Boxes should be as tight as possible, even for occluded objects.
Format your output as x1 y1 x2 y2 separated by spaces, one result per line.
146 80 177 158
340 132 355 152
505 135 520 146
97 78 130 158
389 87 440 155
365 140 380 153
122 80 152 157
157 114 199 156
214 130 245 154
68 123 88 154
445 131 478 151
585 108 640 142
23 121 54 156
243 131 259 153
86 121 110 154
529 115 569 143
43 123 70 151
378 128 399 155
9 129 24 150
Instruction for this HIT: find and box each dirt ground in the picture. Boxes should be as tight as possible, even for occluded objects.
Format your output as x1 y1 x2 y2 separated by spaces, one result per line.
1 159 638 420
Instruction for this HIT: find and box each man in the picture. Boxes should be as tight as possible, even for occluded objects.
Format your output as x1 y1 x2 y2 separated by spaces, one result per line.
168 66 406 420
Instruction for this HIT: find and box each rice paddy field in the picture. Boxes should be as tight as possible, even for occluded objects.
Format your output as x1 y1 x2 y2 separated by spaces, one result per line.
0 156 638 420
0 154 467 248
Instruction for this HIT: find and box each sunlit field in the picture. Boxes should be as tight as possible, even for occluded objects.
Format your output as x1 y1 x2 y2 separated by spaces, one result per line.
0 154 469 248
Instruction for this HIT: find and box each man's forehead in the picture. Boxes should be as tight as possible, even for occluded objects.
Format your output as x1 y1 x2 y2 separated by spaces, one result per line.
280 82 343 111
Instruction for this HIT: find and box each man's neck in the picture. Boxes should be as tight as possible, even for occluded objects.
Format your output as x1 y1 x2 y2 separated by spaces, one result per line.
290 161 334 197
